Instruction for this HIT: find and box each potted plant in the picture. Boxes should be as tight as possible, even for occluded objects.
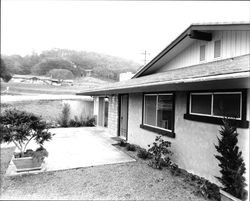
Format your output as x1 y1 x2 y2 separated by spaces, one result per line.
0 109 54 172
214 118 248 201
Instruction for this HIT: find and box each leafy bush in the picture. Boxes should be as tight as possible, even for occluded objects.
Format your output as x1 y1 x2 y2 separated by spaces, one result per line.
126 144 136 151
137 148 151 160
68 115 96 127
215 118 247 200
15 146 49 163
69 116 83 127
85 116 96 127
119 140 127 147
0 109 54 157
58 103 70 127
148 136 172 169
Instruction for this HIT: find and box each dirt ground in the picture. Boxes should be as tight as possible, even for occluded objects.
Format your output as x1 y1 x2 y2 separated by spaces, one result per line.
0 146 207 200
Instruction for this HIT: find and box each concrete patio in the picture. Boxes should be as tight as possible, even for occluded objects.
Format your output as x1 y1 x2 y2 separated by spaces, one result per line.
5 127 135 176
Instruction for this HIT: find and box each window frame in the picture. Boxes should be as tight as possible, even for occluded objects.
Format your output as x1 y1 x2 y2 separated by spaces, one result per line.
184 89 249 128
214 39 222 59
189 91 242 120
141 92 175 138
199 44 206 62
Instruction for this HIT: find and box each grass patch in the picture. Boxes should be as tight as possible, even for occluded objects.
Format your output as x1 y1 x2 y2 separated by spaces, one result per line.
0 147 15 181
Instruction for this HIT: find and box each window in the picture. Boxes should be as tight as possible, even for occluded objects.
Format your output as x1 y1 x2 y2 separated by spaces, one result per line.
214 40 221 58
190 92 242 119
144 93 174 131
200 45 206 61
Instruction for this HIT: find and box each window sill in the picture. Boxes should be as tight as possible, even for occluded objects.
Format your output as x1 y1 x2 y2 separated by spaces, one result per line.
184 114 249 128
140 124 175 138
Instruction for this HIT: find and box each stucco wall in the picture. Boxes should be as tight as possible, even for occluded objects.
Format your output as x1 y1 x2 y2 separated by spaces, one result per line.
61 99 94 120
127 91 249 186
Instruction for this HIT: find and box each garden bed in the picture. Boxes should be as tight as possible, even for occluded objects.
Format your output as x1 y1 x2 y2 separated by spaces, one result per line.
113 142 221 201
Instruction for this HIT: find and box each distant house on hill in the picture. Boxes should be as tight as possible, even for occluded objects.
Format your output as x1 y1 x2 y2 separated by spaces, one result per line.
11 74 73 86
84 69 93 77
77 22 250 186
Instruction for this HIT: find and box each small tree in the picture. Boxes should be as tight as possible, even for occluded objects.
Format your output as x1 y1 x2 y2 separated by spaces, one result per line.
58 103 71 127
0 109 53 157
215 118 247 200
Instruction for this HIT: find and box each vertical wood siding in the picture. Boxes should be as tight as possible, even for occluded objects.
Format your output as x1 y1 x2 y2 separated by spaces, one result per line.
157 30 250 73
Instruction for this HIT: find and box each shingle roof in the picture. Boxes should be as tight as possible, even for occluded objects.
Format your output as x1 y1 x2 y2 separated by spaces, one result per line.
77 54 250 96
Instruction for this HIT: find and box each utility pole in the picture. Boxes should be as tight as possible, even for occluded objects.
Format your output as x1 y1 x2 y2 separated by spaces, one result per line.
141 50 150 65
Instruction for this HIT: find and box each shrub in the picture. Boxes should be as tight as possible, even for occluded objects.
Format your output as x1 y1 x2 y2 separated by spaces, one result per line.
215 118 247 200
148 136 172 169
69 116 83 127
68 115 96 127
0 109 54 158
137 148 151 159
126 144 136 151
119 140 127 147
85 116 96 127
58 103 70 127
14 146 49 163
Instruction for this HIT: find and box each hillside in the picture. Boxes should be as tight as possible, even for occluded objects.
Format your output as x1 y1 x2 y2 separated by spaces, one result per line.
1 49 141 81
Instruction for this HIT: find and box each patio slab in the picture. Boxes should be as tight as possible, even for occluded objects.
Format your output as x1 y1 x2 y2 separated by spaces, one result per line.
5 127 135 176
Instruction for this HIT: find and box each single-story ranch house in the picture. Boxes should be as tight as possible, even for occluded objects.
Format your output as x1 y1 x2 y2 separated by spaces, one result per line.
77 22 250 186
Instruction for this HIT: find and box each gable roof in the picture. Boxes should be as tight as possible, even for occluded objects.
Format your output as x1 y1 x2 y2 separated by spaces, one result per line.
133 22 250 78
77 54 250 96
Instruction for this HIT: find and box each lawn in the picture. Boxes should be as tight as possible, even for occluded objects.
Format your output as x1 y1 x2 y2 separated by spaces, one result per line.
0 146 207 200
1 77 109 95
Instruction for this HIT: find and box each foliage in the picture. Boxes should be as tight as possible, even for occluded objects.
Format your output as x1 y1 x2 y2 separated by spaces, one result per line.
119 140 127 147
137 148 151 160
58 103 71 127
15 146 49 163
126 144 136 151
47 69 74 80
0 109 54 157
31 58 78 76
214 118 247 200
166 161 221 201
68 115 96 127
0 57 12 82
1 48 140 81
148 136 172 169
69 116 84 127
85 116 96 127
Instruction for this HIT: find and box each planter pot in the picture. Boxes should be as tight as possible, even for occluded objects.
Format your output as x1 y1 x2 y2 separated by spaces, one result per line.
12 156 43 172
220 189 242 201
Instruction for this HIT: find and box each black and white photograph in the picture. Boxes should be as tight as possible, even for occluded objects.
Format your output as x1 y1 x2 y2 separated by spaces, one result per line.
0 0 249 200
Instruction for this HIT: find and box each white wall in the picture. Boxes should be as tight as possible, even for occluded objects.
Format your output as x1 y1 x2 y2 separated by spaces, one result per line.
127 91 249 186
62 99 93 120
156 30 250 73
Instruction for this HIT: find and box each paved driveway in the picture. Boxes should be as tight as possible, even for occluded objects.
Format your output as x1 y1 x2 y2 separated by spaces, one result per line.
6 127 135 175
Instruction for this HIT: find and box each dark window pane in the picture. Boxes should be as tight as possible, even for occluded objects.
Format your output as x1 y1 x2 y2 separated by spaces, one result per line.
191 94 212 115
144 95 156 126
200 45 206 61
157 95 173 130
214 40 221 58
213 94 241 118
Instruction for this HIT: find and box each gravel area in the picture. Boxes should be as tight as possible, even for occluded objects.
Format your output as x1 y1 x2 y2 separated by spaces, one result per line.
0 146 207 200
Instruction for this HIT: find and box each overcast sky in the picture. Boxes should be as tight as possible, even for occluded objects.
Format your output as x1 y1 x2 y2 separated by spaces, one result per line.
1 1 250 64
